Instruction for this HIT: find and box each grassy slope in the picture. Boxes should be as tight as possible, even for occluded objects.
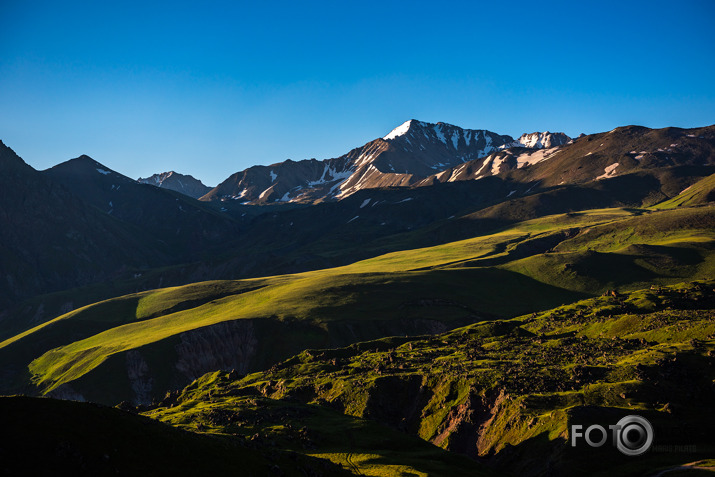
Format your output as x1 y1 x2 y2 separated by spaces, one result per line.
1 206 713 404
147 281 715 477
652 172 715 209
4 153 711 343
501 207 715 293
146 388 498 477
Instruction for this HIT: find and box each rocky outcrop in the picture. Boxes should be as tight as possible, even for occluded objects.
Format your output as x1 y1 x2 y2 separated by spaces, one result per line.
175 320 258 381
126 350 154 405
518 132 571 149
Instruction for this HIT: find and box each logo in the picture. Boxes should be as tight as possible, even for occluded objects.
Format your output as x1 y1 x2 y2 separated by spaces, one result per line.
571 415 654 456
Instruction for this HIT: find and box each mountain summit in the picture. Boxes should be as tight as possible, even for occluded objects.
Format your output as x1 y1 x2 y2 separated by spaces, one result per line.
138 171 212 199
0 140 35 175
517 131 571 149
201 120 517 205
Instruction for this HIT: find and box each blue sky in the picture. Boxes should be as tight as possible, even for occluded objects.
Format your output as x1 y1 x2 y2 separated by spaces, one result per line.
2 0 714 186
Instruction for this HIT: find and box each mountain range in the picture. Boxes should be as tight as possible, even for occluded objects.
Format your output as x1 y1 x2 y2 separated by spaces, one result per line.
1 119 714 476
1 120 714 318
197 120 568 204
137 121 712 211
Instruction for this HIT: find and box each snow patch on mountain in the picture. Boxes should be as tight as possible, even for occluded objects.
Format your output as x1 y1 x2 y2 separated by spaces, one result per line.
498 140 522 150
515 146 562 168
518 132 571 149
597 163 619 180
450 130 460 149
308 163 353 186
433 124 447 144
383 120 414 140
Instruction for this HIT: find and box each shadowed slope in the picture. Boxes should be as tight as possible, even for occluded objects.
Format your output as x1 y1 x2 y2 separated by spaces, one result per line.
0 396 349 476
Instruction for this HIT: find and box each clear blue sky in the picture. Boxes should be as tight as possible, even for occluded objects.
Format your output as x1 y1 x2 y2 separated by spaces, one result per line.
2 0 714 186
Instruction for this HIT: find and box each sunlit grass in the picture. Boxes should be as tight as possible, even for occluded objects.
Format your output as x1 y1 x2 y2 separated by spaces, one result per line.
4 205 711 402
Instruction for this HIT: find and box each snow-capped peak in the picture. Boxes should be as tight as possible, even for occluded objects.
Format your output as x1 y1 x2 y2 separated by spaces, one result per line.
517 132 571 149
137 171 212 199
383 119 417 140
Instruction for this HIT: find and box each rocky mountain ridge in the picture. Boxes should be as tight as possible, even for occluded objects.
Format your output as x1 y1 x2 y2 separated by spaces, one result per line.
138 171 212 199
199 120 547 204
136 123 577 204
517 131 571 149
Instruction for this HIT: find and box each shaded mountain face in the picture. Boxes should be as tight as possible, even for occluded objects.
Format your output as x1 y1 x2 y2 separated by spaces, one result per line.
0 143 166 310
44 156 241 258
0 148 247 311
137 171 212 199
201 120 518 205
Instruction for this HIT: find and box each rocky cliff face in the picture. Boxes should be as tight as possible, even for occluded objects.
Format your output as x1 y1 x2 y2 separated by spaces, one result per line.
336 120 517 198
200 156 354 204
120 320 259 405
174 320 258 381
416 125 715 190
126 349 154 405
197 124 578 206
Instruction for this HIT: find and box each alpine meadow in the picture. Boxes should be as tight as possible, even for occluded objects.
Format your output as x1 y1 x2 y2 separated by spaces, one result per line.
1 2 715 476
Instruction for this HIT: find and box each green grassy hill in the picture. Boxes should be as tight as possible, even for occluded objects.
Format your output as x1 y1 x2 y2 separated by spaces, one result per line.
653 172 715 209
1 205 712 407
146 280 715 476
